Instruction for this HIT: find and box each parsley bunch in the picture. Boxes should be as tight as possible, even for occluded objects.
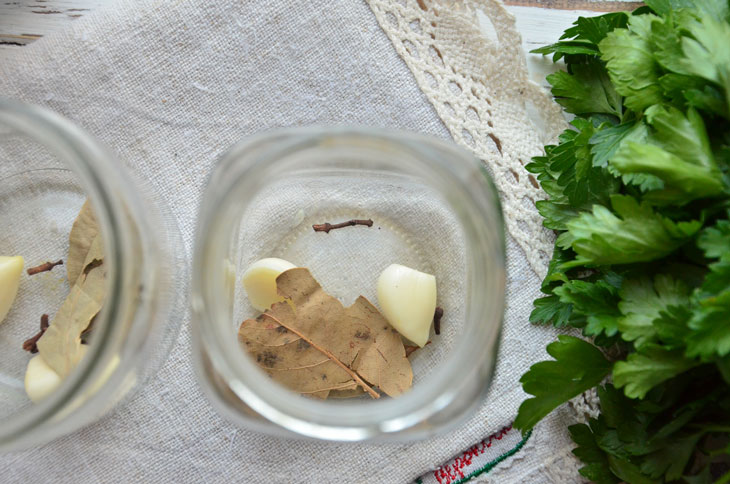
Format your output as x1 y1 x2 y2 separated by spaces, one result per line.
513 0 730 482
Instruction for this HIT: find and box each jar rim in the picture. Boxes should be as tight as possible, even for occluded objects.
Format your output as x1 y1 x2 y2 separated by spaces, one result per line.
192 126 506 441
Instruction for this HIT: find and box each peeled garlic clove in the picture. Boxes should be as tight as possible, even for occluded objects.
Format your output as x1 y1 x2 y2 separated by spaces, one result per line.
0 256 24 324
242 258 297 311
25 344 90 403
377 264 437 347
24 354 62 403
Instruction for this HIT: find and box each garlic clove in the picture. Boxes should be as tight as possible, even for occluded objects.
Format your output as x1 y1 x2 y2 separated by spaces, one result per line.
24 354 62 403
25 344 90 403
377 264 437 347
0 256 24 325
242 258 297 312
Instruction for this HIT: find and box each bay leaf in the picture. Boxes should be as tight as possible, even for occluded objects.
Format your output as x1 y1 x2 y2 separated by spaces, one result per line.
238 268 413 399
37 233 106 377
67 199 99 285
328 388 366 399
239 314 361 399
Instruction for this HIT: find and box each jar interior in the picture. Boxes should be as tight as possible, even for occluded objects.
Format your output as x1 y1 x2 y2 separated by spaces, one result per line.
232 168 468 393
203 131 505 430
0 125 103 420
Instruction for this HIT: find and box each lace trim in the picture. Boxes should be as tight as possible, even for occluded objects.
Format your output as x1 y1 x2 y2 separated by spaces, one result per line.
370 2 592 480
367 0 567 278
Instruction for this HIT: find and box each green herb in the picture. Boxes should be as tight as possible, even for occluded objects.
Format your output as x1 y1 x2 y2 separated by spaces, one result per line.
516 0 730 481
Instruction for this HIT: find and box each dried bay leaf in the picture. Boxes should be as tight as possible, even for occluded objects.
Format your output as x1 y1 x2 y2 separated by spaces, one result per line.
38 232 107 377
328 387 366 399
351 309 414 397
240 314 361 399
238 268 413 399
36 281 99 377
67 199 99 285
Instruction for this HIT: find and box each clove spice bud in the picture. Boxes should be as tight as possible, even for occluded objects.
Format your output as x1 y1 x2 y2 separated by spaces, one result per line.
434 307 444 335
27 260 63 276
22 314 50 353
405 341 431 357
312 219 373 233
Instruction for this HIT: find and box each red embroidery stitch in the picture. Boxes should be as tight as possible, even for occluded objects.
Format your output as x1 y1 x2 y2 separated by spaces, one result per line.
433 426 513 484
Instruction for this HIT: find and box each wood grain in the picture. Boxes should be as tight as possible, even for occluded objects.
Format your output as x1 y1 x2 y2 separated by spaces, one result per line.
504 0 643 11
0 0 104 47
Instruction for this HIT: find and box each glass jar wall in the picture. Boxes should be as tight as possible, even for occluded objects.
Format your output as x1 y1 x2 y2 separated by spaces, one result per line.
0 99 187 450
192 127 505 442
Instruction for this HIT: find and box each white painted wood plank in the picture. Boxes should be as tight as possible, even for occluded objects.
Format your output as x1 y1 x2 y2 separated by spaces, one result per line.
506 6 602 87
0 0 104 46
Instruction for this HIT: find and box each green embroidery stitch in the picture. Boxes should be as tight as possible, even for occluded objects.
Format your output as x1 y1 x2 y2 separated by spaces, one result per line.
417 429 530 484
413 429 533 484
450 430 532 484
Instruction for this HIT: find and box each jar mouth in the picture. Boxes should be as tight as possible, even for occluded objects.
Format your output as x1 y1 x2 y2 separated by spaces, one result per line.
192 127 506 441
0 99 132 448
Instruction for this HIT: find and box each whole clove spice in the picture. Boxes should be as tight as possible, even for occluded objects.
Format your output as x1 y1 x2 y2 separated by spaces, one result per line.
405 341 431 357
433 307 444 335
22 314 50 353
312 219 373 233
27 260 63 276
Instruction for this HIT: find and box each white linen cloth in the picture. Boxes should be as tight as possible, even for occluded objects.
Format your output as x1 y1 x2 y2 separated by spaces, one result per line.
0 0 581 482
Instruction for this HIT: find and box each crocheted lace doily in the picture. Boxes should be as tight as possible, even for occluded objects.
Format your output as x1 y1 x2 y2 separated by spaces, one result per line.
367 0 567 278
369 2 595 481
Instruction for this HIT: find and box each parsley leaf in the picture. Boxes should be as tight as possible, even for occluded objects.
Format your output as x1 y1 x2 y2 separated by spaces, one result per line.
554 278 621 337
611 142 723 203
589 119 645 168
697 218 730 258
564 195 701 266
533 12 629 62
599 14 666 112
569 422 620 484
607 455 656 484
514 335 612 432
644 0 697 15
562 13 630 45
531 40 599 62
644 105 715 168
685 264 730 358
529 295 572 327
652 304 693 347
617 275 690 349
647 0 729 17
547 59 622 118
685 220 730 358
678 14 730 111
610 105 724 203
519 3 730 480
613 346 699 398
527 120 620 232
640 432 704 480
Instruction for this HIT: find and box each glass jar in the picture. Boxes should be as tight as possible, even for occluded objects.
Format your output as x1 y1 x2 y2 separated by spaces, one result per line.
192 127 505 442
0 99 187 450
